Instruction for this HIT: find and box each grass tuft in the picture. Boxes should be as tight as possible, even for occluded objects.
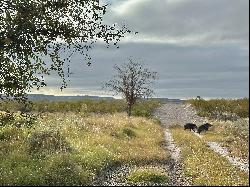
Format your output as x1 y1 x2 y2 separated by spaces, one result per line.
126 166 169 186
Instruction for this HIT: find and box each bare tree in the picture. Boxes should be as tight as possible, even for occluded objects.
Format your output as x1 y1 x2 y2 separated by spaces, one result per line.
104 59 157 116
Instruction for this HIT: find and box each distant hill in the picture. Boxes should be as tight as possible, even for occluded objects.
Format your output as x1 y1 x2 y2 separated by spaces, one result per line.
27 94 114 101
27 94 184 103
147 98 185 103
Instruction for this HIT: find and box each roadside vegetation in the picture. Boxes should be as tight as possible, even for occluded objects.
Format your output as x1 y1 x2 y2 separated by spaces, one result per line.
0 98 249 185
187 98 249 119
0 100 167 186
0 99 161 118
187 98 249 162
170 125 249 186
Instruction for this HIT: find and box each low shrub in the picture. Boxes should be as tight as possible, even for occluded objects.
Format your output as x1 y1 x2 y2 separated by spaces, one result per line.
187 98 249 119
0 153 46 186
122 128 137 138
0 126 21 141
132 100 162 118
43 154 91 186
0 111 37 128
0 111 15 126
110 128 137 139
28 130 72 155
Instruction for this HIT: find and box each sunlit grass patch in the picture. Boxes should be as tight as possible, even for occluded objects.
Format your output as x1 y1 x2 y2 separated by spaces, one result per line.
170 126 249 186
126 166 169 186
0 112 168 185
42 153 92 185
81 113 170 164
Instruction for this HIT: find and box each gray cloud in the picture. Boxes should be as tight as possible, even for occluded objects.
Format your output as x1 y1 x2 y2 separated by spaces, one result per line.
105 0 249 46
31 0 249 99
33 41 249 99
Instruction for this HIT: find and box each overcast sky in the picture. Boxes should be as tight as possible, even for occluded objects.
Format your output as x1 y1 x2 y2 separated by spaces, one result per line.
31 0 249 99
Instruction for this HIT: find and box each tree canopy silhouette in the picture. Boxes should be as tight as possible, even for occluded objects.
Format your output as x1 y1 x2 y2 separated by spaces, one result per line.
104 59 157 116
0 0 134 101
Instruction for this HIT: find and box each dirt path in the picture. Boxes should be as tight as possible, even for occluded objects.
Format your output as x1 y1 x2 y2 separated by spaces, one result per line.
154 103 206 127
153 103 207 186
155 103 249 177
164 129 191 186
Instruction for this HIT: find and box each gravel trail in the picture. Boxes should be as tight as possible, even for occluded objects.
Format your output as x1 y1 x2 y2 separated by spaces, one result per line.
153 102 207 186
154 103 207 127
164 129 191 186
156 102 249 176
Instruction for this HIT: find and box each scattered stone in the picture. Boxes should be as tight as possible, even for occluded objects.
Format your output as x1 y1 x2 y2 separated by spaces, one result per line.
154 103 207 127
164 129 191 186
207 141 249 173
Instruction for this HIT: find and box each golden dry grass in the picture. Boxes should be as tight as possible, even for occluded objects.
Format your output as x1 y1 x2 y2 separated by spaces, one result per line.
0 112 168 185
170 125 249 186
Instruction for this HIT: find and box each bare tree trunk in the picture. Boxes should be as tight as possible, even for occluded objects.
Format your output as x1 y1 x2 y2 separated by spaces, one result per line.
127 103 132 116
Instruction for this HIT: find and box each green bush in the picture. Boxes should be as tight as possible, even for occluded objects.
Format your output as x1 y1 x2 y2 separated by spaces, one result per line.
43 154 91 186
0 112 15 127
0 126 21 141
28 130 72 155
0 154 46 186
187 98 249 119
132 100 162 117
0 111 37 128
122 128 137 138
0 153 91 186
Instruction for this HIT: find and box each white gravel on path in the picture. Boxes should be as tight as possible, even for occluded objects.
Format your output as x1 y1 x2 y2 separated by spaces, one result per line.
207 141 249 173
164 129 181 161
193 133 249 173
164 129 191 186
154 103 207 127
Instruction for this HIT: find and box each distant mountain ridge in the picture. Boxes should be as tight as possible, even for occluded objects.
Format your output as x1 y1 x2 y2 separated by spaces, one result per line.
27 94 184 103
151 98 185 103
27 94 114 101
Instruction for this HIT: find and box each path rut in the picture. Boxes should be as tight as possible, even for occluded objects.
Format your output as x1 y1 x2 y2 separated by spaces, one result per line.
153 102 206 186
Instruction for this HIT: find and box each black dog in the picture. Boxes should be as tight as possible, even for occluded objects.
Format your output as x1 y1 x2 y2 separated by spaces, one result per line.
184 123 198 132
197 123 213 134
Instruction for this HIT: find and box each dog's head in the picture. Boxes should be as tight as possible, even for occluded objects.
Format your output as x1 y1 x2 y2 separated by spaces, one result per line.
204 123 213 127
